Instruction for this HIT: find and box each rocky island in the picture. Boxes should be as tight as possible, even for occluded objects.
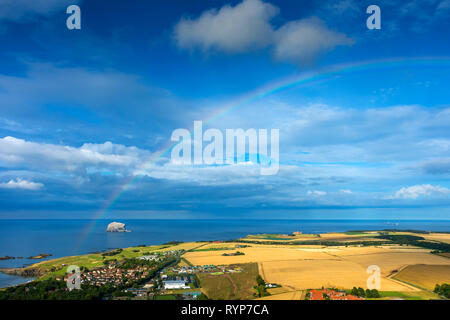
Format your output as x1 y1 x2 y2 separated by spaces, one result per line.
106 222 130 233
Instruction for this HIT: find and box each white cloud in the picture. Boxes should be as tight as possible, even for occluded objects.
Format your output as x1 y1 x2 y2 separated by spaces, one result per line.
273 17 354 65
174 0 277 53
307 190 327 196
173 0 352 65
0 136 148 173
340 189 353 194
393 184 450 199
0 178 43 190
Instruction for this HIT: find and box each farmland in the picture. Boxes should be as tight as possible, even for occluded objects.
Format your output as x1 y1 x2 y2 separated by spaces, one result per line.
2 230 450 300
394 264 450 290
182 231 450 299
184 243 450 292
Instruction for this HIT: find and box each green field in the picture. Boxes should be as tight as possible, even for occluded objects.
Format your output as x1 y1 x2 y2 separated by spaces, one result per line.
154 294 177 300
371 291 441 300
197 263 259 300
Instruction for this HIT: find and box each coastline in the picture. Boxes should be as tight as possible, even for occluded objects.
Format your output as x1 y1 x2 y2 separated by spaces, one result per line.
1 220 450 289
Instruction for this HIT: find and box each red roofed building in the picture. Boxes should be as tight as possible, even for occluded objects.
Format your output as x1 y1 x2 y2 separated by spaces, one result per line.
308 289 364 300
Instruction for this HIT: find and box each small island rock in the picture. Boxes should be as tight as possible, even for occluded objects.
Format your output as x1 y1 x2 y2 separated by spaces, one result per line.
106 222 130 233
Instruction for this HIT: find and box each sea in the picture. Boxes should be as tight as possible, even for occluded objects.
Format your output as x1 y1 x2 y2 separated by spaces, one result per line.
1 219 449 288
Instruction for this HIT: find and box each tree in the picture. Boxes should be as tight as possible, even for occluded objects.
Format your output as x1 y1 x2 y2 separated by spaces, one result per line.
256 275 265 286
357 287 365 297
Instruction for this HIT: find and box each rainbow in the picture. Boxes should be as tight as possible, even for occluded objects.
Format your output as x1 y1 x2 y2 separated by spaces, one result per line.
74 56 450 248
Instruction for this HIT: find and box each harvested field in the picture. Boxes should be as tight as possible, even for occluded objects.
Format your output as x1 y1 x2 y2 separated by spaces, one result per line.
258 259 413 291
394 264 450 290
183 244 334 265
421 233 450 244
338 251 450 277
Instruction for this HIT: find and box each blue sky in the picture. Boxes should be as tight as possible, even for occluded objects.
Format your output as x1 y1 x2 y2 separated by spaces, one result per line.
0 0 449 219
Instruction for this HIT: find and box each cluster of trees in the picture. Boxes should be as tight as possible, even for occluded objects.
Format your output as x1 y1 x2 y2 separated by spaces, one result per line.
103 259 117 266
222 251 245 256
0 279 119 300
120 258 157 269
434 283 450 298
350 287 380 298
376 235 450 252
254 275 270 298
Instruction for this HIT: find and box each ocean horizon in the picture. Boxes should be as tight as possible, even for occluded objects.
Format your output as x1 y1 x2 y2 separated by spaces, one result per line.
1 219 450 288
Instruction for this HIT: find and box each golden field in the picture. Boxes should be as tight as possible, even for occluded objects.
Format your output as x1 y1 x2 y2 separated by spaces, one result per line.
394 264 450 290
421 233 450 244
183 243 450 292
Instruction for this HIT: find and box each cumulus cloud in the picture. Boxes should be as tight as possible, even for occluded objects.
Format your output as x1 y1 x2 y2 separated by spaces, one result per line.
173 0 352 65
0 135 287 186
273 17 354 65
174 0 277 53
0 178 43 190
0 0 80 22
0 136 148 173
392 184 450 199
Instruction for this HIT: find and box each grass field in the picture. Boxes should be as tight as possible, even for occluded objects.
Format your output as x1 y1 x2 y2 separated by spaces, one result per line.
374 290 442 300
158 242 206 251
256 290 305 300
197 263 258 300
394 264 450 290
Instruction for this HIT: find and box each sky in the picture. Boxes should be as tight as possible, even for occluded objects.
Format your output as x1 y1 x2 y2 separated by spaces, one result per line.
0 0 449 219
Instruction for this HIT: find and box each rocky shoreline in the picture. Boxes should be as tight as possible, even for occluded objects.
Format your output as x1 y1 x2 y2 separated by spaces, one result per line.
0 267 43 278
